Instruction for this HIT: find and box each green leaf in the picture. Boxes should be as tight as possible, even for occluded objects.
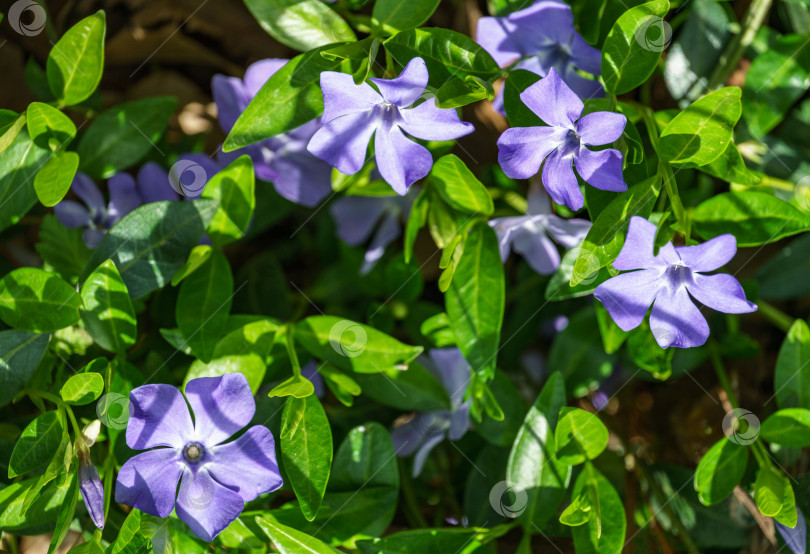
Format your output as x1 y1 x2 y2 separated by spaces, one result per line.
503 69 543 127
430 154 493 216
60 372 104 405
383 28 499 87
761 408 810 447
756 235 810 300
225 47 341 151
435 74 494 108
404 188 428 263
0 127 51 233
294 315 423 373
356 529 486 553
46 11 106 106
571 465 626 554
560 488 593 527
244 0 355 52
255 515 336 553
659 87 742 166
76 96 177 179
0 267 82 332
445 223 504 380
110 509 149 553
171 244 212 286
26 102 77 150
693 439 748 505
33 151 79 207
601 0 670 95
693 191 810 246
0 330 50 408
82 199 217 299
775 320 810 409
202 155 256 245
572 175 662 286
176 249 233 362
281 395 333 521
269 374 316 398
330 422 399 491
80 259 136 353
36 215 92 284
47 468 79 554
506 372 570 528
0 475 71 531
0 112 26 154
774 480 798 528
22 432 71 513
555 407 610 465
372 0 440 33
352 360 451 411
550 308 615 397
9 411 66 478
755 465 788 517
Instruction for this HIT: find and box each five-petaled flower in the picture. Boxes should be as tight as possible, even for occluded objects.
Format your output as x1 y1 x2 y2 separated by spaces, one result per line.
593 216 757 349
477 0 602 109
308 57 474 195
489 183 591 274
115 373 282 542
497 68 628 211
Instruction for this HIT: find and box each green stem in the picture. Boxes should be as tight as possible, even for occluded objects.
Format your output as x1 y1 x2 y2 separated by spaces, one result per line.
24 389 82 436
706 0 773 90
757 301 795 333
757 174 797 192
659 163 688 236
284 326 302 377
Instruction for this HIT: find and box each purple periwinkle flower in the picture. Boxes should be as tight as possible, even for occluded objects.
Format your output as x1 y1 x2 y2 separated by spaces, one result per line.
497 68 627 211
301 361 325 398
477 0 602 108
489 184 591 274
777 508 807 554
391 348 471 476
593 216 757 349
213 59 332 207
330 187 417 274
77 443 104 529
308 58 475 195
115 373 282 542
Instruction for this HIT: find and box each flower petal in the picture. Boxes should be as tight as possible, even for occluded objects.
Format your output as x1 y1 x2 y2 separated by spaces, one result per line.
497 126 564 180
362 210 401 274
82 228 105 248
175 468 245 542
115 448 184 517
301 361 325 398
137 163 178 203
649 285 710 348
560 66 604 101
307 111 377 176
370 58 429 108
212 75 249 133
593 268 663 331
107 173 141 220
330 195 390 245
391 418 429 457
79 462 105 529
568 33 602 76
542 149 583 211
54 200 91 228
319 71 381 123
675 234 737 272
374 125 432 195
777 508 807 554
688 273 757 314
613 216 661 271
72 173 105 214
576 112 626 146
527 184 552 215
267 149 333 207
127 384 195 449
520 68 583 128
185 373 256 447
489 216 529 261
511 224 561 274
545 214 592 248
475 15 523 66
448 403 470 441
207 425 283 502
412 430 445 477
399 98 474 141
574 147 627 192
242 58 287 97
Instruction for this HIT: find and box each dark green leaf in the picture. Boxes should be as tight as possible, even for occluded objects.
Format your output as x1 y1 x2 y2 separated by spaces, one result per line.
0 475 71 531
243 0 355 52
693 439 748 505
372 0 440 33
9 411 66 478
0 127 51 233
761 408 810 447
47 469 79 554
0 267 82 332
0 330 50 407
756 234 810 300
774 320 810 409
255 514 335 553
352 361 450 411
80 259 137 353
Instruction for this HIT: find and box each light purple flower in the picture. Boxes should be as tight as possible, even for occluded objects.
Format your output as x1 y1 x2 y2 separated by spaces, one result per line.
593 216 757 349
301 361 325 398
777 508 807 554
497 68 627 211
489 184 591 274
115 373 282 542
330 187 417 274
77 444 104 529
308 58 475 195
213 59 332 207
391 348 471 476
477 0 602 110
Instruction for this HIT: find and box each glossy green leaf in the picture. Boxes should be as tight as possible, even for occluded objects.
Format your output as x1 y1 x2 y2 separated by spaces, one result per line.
775 320 810 409
445 223 504 379
0 128 50 233
46 11 106 106
76 96 177 179
435 74 494 108
659 87 742 166
202 154 256 245
693 439 748 505
756 234 810 301
255 514 335 553
755 465 787 517
33 151 79 207
60 372 104 405
571 465 626 554
352 361 451 411
693 191 810 246
503 69 543 127
281 395 333 521
0 475 71 531
47 468 79 554
0 330 50 408
774 480 798 528
430 154 493 216
372 0 440 32
110 509 149 553
357 529 487 553
560 488 592 527
9 410 65 478
601 0 670 94
26 102 77 150
171 245 213 286
404 187 428 263
0 267 82 332
36 214 92 284
0 111 26 154
80 259 136 353
176 249 234 362
330 423 399 491
82 200 217 299
269 374 316 398
555 407 610 465
761 408 810 447
244 0 355 52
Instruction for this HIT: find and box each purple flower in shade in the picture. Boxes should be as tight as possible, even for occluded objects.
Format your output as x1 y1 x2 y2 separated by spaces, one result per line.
213 59 332 207
593 216 757 349
330 187 417 274
301 361 325 398
391 348 471 476
777 508 807 554
308 58 475 195
497 68 627 211
476 0 602 111
115 374 282 542
489 184 591 274
77 444 104 529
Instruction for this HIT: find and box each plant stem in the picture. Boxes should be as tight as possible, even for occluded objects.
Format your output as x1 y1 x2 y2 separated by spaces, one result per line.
757 301 795 333
659 162 688 236
706 0 773 90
